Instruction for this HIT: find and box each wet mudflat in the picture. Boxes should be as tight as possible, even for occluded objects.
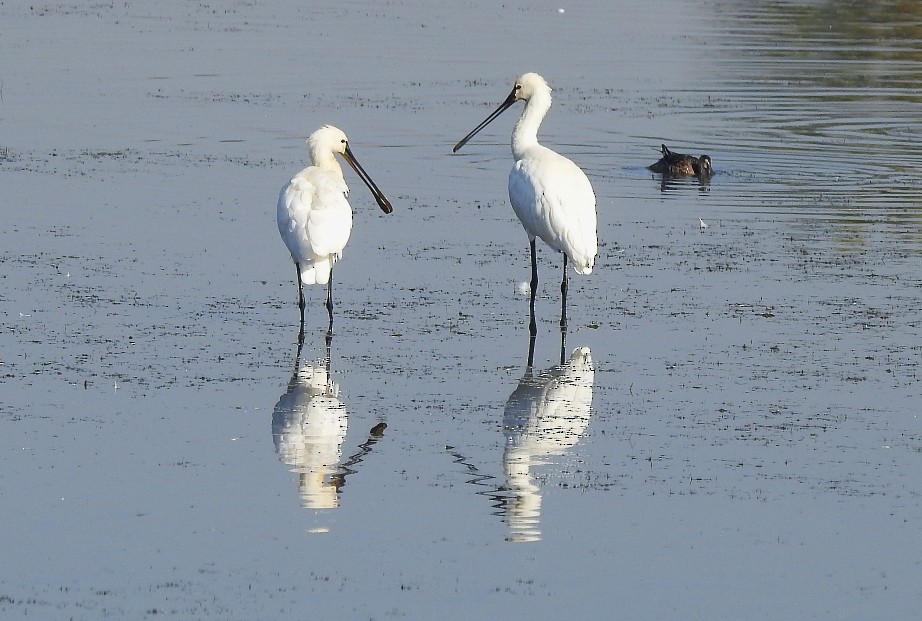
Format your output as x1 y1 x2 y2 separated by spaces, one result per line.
2 1 922 619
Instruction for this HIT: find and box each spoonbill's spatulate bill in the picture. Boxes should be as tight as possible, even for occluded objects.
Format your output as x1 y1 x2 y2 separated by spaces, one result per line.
454 73 598 366
278 125 393 344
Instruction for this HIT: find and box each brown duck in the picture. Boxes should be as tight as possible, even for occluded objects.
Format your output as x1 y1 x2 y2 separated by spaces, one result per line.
648 144 712 177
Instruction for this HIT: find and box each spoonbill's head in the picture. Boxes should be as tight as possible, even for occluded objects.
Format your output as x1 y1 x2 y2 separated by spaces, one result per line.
308 124 345 151
308 124 393 214
510 72 552 103
453 72 552 153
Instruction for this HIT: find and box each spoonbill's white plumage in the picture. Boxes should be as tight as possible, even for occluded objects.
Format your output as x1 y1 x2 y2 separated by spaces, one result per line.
277 125 393 343
453 73 597 366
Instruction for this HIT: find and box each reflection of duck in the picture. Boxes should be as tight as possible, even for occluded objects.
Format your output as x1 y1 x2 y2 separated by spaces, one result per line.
502 346 594 542
648 144 712 177
272 357 347 509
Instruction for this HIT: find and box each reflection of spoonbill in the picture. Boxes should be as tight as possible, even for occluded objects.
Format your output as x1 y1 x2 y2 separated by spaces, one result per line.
454 73 597 366
503 346 594 542
277 125 393 344
272 358 347 509
273 338 388 511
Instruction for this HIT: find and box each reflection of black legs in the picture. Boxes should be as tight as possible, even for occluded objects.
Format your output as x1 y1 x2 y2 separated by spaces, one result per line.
326 264 334 339
559 322 567 366
527 331 537 369
294 334 304 366
324 330 333 376
295 263 306 345
560 255 568 365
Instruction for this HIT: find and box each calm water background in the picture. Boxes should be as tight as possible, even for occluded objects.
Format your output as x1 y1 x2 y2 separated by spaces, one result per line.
2 1 922 619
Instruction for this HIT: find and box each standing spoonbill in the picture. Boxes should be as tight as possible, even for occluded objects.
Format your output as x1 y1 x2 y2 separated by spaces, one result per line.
278 125 393 344
453 73 597 367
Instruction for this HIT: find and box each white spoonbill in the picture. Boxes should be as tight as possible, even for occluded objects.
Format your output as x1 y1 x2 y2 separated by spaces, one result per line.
453 73 597 366
278 125 393 344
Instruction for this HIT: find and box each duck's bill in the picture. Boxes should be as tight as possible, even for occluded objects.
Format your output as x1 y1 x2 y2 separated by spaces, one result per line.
452 87 517 153
343 144 393 214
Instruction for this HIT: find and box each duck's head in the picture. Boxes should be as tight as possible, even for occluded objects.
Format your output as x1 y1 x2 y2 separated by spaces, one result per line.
694 155 713 176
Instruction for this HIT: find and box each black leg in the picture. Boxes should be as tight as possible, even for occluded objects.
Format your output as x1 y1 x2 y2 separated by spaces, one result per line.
560 255 568 364
527 238 538 368
528 238 538 336
560 254 568 331
295 263 305 345
325 263 334 339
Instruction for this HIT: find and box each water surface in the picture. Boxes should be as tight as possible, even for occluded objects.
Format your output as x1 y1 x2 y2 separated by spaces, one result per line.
2 1 922 619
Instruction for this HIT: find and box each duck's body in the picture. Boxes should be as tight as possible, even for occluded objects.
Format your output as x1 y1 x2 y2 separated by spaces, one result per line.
454 73 598 366
277 125 393 343
648 144 712 177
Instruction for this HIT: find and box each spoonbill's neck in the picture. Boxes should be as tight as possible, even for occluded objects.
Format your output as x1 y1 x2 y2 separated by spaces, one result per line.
512 89 552 160
311 147 345 180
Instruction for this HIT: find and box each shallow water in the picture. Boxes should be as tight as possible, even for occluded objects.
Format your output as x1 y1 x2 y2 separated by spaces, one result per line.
2 1 922 619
